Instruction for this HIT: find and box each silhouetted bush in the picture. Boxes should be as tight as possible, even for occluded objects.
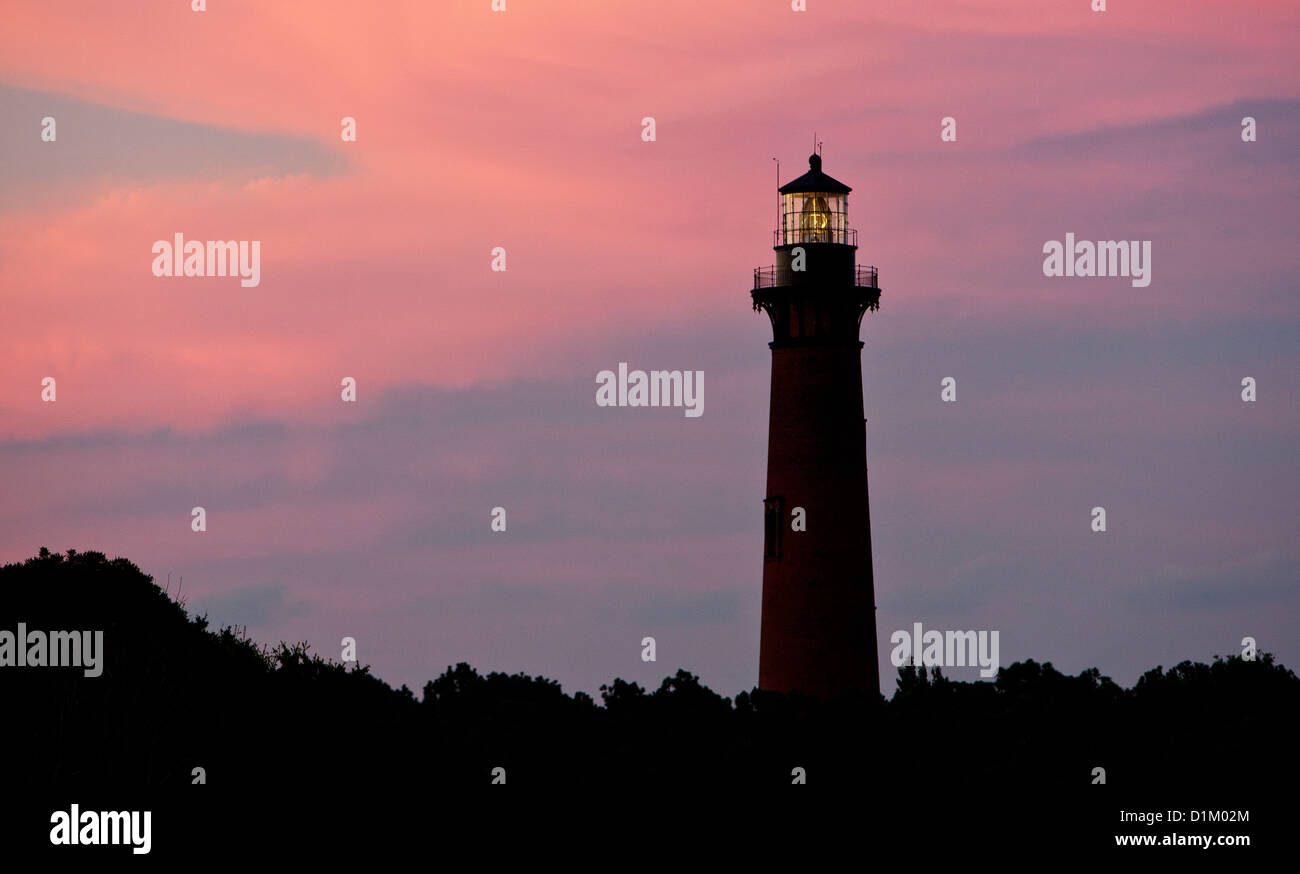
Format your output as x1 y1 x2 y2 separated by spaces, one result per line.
3 547 1296 804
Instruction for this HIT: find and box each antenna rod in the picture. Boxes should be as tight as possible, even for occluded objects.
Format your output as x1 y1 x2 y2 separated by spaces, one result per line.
772 156 780 235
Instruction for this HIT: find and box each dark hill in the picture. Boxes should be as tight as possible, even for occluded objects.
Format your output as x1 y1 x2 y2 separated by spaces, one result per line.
2 548 1295 852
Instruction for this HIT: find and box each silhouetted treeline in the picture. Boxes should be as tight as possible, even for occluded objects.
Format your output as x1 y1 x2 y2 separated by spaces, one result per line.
3 548 1296 811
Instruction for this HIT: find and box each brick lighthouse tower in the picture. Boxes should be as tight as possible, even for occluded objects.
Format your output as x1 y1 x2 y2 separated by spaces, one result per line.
751 151 881 699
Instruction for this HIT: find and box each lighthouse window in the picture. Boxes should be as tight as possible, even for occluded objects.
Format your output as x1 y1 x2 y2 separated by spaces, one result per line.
780 192 848 245
763 496 783 559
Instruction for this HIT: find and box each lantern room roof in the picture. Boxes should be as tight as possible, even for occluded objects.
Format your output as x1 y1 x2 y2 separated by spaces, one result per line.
778 154 851 195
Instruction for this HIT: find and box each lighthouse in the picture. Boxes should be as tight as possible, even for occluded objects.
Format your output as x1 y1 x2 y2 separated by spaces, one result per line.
751 152 881 699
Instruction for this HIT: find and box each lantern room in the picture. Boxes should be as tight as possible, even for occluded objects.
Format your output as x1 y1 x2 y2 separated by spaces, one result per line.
777 154 854 247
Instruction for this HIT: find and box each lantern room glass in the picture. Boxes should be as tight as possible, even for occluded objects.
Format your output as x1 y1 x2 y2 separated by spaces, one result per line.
781 191 848 245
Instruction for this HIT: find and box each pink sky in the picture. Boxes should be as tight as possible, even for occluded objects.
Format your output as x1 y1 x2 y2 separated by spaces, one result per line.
2 0 1297 696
